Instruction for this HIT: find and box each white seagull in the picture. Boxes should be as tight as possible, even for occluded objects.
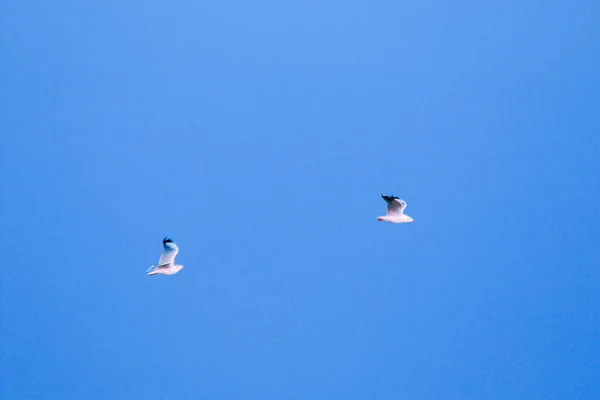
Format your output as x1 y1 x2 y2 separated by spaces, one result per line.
146 237 184 276
378 195 415 223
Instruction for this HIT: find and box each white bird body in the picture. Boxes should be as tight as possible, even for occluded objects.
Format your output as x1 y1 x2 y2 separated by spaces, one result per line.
146 238 184 276
378 195 415 224
378 215 414 223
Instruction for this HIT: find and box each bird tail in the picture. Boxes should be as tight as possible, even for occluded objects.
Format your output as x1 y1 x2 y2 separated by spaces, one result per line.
146 265 157 273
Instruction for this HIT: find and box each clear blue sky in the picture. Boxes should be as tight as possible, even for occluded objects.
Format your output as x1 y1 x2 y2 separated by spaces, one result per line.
1 1 599 399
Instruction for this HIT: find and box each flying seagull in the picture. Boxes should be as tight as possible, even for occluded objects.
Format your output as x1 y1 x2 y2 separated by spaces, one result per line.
146 237 184 276
378 195 415 223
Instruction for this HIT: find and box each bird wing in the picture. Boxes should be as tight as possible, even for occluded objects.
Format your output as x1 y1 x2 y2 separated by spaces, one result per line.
158 242 179 266
382 195 407 216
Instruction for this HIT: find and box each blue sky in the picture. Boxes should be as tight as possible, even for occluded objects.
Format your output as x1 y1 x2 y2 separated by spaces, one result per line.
1 1 599 399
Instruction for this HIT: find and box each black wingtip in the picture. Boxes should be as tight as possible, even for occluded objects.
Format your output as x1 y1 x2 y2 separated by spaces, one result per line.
381 194 399 202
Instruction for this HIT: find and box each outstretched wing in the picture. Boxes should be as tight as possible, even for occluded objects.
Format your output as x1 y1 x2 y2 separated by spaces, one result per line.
158 242 179 266
382 195 407 216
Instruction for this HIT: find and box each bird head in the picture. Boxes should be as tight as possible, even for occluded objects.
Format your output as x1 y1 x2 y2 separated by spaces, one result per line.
381 194 399 202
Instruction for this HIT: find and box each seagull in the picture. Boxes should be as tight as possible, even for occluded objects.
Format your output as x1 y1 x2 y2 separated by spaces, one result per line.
378 195 415 223
146 237 184 276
